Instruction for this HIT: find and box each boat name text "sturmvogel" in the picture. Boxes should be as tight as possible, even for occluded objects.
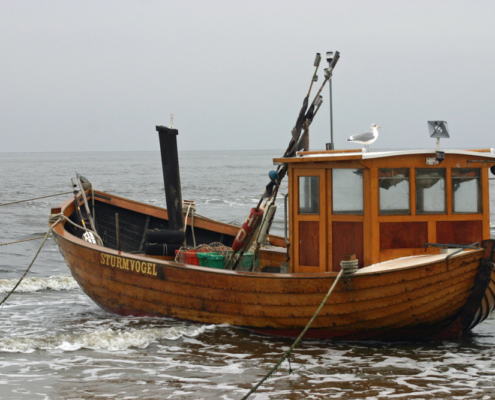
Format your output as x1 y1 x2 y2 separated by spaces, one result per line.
100 254 158 276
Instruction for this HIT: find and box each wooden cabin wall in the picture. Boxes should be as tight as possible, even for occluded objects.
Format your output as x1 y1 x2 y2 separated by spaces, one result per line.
363 155 488 263
287 153 492 272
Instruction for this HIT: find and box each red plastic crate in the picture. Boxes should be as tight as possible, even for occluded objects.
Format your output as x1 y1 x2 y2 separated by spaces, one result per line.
184 251 199 265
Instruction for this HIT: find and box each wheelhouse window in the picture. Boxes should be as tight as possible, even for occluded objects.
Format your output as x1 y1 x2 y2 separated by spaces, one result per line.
379 168 410 215
332 169 363 214
452 168 481 213
416 169 446 214
299 176 319 214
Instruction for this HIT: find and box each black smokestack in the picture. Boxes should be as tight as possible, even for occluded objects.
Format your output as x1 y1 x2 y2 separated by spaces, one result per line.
156 125 184 231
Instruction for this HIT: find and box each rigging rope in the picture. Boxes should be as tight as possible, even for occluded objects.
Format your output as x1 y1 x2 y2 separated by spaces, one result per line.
183 201 197 247
242 266 350 400
1 235 52 247
0 191 72 207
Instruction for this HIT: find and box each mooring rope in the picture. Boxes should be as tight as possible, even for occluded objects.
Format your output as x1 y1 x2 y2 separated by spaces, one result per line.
1 235 52 247
241 267 346 400
0 213 102 308
0 191 72 207
0 217 64 308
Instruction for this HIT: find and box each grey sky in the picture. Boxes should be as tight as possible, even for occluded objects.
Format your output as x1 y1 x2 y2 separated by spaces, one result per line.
1 0 494 153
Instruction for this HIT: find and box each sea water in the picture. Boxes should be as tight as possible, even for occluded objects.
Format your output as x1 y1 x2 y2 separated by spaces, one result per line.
1 150 495 400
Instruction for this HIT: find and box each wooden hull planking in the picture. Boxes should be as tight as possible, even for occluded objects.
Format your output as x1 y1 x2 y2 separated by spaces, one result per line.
53 238 495 341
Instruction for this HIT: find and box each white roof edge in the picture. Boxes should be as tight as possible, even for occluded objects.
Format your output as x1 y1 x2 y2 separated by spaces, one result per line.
363 149 495 159
286 148 495 160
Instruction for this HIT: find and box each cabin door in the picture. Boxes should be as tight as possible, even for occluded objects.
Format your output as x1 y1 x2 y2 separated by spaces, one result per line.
292 169 327 273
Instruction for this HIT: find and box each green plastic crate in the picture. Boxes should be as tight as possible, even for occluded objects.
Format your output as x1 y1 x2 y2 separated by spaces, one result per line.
239 252 258 271
197 252 218 267
207 254 225 269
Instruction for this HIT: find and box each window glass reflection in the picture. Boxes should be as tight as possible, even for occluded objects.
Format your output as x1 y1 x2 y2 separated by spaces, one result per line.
332 169 363 214
452 168 481 213
416 169 446 214
299 176 319 214
379 169 410 214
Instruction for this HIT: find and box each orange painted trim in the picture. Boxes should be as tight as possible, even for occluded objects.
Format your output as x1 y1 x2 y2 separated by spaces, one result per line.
292 168 327 272
274 155 363 164
297 149 362 155
482 167 491 240
363 169 372 267
370 168 380 265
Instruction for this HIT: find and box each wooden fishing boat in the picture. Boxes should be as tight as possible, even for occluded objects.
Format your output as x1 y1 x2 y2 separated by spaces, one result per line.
49 136 495 341
49 56 495 341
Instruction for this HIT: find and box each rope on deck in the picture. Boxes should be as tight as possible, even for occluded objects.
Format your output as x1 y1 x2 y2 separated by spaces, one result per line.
241 262 356 400
48 213 103 245
0 191 72 207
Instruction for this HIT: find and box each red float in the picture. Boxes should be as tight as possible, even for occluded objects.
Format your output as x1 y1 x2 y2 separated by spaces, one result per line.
232 208 263 252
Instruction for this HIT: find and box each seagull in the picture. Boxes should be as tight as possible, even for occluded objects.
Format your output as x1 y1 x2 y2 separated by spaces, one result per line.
347 124 380 152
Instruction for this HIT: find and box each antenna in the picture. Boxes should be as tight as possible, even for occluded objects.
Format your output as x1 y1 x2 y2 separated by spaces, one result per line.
325 51 340 150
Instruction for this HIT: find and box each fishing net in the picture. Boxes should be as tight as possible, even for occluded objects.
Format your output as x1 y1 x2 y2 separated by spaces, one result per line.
174 242 233 264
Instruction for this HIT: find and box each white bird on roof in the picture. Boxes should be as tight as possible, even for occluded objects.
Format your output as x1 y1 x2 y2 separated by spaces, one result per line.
347 124 380 152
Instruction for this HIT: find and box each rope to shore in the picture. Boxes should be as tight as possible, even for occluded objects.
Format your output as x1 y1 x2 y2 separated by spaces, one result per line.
1 235 52 247
0 213 102 308
241 268 345 400
0 217 63 308
0 191 72 207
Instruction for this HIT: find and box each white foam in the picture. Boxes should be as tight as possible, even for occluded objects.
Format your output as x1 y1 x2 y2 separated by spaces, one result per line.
0 324 211 353
0 275 79 294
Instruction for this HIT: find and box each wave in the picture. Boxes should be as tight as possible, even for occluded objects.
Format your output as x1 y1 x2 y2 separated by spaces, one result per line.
0 324 214 353
0 275 79 294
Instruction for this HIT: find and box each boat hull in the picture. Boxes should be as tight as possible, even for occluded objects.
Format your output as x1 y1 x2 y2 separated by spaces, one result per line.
52 223 495 342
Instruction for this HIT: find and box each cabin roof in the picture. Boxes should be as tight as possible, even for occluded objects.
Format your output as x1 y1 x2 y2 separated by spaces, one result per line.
273 148 495 164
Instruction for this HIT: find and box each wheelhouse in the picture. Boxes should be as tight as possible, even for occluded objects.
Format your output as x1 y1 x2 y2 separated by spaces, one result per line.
275 149 495 273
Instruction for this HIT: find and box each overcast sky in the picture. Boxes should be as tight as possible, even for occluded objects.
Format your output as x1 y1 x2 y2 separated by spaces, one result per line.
1 0 494 153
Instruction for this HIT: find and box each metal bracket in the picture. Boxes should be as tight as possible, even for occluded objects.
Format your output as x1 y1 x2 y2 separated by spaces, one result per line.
425 242 480 270
467 160 495 166
283 193 291 262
